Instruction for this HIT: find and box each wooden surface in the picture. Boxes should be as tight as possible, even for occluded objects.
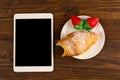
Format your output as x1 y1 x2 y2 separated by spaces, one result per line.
0 0 120 80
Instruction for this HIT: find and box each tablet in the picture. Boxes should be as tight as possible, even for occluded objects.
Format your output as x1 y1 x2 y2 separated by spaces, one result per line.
13 13 54 72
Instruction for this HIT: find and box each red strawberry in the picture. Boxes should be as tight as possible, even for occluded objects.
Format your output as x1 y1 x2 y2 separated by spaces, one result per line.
87 17 99 28
71 15 81 26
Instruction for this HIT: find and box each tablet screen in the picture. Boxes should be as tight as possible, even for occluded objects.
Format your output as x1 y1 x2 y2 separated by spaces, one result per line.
15 19 52 66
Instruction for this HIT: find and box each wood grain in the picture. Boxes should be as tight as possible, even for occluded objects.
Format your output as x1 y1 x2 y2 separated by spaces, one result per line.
0 0 120 80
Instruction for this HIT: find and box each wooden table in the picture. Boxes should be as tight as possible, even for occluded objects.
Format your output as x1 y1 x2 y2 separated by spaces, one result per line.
0 0 120 80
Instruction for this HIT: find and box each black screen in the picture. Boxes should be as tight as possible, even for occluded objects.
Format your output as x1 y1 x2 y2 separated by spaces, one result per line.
15 19 52 66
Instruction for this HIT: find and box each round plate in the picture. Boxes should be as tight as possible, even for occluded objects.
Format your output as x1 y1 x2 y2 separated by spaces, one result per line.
60 15 105 59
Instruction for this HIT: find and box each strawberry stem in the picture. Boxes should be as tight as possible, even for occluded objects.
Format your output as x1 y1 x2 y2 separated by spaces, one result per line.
74 20 92 32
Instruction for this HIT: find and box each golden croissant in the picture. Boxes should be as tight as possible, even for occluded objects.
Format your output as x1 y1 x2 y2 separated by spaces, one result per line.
56 31 98 57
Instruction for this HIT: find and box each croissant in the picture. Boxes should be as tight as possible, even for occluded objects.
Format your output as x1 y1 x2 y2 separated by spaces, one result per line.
56 31 98 57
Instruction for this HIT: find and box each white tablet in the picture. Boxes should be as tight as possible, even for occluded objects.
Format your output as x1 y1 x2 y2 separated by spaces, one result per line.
13 13 54 72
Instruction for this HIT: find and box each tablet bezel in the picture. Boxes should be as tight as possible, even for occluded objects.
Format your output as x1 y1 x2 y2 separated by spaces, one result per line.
13 13 54 72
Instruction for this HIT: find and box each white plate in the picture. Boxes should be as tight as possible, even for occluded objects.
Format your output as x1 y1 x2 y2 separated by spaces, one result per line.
60 15 105 59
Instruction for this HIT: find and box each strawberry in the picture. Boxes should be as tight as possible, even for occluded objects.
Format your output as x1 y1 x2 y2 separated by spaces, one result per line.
87 17 99 28
71 15 84 30
71 15 81 26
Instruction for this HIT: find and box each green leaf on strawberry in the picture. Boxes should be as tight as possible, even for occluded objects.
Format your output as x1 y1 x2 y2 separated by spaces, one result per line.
79 20 84 29
83 20 92 32
74 25 80 30
84 25 92 32
74 20 84 30
83 20 88 25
